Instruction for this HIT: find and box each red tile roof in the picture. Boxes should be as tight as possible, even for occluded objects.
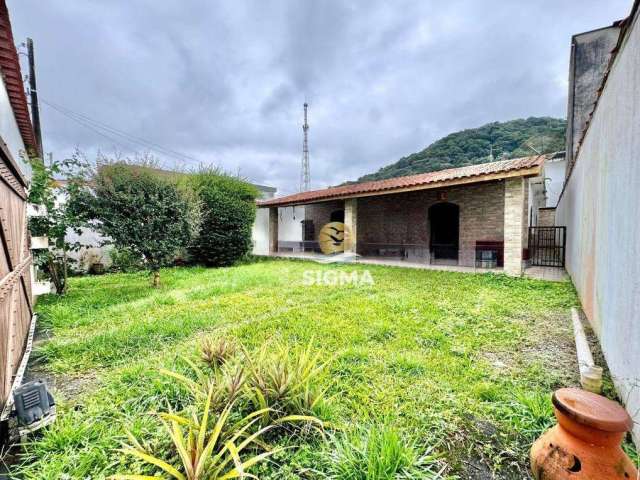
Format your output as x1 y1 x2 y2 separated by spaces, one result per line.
0 0 39 157
259 155 544 207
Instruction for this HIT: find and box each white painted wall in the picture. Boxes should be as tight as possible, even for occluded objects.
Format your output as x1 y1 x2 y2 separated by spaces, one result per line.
528 176 545 226
544 158 567 207
54 189 113 270
252 205 305 254
556 10 640 444
278 206 304 241
252 208 270 255
0 74 30 179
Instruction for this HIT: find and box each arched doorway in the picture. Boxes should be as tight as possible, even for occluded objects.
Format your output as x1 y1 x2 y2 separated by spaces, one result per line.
429 202 459 262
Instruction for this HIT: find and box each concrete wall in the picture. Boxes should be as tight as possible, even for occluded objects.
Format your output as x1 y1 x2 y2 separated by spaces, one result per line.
556 10 640 443
356 181 505 266
0 74 29 178
565 26 620 174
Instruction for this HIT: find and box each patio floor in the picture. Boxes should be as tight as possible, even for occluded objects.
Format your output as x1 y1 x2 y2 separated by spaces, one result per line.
271 252 569 281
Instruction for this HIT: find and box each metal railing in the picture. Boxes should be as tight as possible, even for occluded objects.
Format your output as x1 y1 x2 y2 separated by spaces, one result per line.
528 227 566 267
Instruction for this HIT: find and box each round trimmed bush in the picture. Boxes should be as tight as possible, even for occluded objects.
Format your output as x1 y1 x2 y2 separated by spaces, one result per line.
188 171 258 267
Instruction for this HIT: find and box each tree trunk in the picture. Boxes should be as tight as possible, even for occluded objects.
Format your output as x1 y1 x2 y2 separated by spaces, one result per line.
47 254 64 295
62 249 68 294
152 270 160 287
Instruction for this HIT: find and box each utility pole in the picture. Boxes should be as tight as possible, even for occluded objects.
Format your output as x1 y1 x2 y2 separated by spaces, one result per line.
26 38 43 155
300 103 310 192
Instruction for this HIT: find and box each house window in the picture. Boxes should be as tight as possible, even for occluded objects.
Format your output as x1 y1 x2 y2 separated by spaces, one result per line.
330 210 345 223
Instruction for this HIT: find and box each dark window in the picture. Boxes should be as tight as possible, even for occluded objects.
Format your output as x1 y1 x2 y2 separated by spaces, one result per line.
330 210 345 223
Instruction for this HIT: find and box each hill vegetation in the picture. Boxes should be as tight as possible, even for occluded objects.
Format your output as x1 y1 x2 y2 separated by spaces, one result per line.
356 117 566 183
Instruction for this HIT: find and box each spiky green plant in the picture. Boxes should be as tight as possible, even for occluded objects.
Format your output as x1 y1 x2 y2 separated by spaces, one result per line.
243 341 331 423
201 337 238 370
109 383 278 480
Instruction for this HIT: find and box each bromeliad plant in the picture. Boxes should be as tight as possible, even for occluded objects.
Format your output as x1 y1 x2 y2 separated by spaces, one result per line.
110 383 279 480
200 337 238 371
243 341 332 425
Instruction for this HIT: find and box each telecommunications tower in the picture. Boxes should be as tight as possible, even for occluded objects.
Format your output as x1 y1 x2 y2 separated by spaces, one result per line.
300 103 310 192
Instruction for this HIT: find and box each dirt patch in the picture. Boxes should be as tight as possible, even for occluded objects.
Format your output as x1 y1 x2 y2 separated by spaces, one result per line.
456 418 534 479
481 311 580 388
22 367 98 401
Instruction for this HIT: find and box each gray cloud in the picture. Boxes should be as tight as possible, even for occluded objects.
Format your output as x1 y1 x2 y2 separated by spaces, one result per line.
9 0 631 194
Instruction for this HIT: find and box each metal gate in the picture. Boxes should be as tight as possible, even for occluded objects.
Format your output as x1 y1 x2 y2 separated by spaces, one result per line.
528 226 566 267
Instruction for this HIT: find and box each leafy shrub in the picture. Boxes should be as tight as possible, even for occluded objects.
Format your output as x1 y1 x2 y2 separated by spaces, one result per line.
109 247 144 273
321 424 445 479
187 169 258 267
79 163 201 286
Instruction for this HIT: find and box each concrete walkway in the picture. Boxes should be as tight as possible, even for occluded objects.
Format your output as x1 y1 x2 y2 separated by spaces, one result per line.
270 252 569 281
271 252 499 274
524 266 569 282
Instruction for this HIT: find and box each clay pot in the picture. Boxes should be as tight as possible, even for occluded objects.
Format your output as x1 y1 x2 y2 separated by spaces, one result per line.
530 388 638 479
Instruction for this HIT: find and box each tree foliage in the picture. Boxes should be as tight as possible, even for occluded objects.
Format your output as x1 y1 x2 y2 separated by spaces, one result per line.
356 117 566 182
79 162 201 286
27 152 91 294
187 169 258 267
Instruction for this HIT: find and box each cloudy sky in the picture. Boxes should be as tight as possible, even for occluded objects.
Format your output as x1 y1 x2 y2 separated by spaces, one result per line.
10 1 631 195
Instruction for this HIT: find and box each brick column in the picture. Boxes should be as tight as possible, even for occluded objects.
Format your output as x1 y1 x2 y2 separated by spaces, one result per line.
504 178 526 276
344 198 358 254
269 207 278 254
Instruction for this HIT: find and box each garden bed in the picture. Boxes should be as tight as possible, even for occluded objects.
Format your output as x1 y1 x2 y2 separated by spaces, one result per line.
17 259 583 479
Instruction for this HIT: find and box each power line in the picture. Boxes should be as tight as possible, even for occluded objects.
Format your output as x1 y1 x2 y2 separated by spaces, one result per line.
40 98 201 165
42 102 136 152
41 98 198 163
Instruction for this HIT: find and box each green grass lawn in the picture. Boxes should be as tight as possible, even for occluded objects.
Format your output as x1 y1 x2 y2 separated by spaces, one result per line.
17 259 582 479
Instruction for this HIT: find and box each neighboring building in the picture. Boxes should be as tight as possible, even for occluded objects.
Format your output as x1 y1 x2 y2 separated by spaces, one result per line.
257 155 562 275
0 0 42 423
565 24 622 174
556 0 640 443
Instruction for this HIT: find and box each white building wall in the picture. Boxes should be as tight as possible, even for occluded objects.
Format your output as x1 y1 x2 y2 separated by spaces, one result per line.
252 208 270 255
528 176 545 226
252 205 305 254
544 158 567 207
556 10 640 444
278 206 304 241
0 74 29 178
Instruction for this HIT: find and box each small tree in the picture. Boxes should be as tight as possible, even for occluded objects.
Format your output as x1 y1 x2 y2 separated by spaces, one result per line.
187 169 258 267
27 152 90 294
83 162 200 286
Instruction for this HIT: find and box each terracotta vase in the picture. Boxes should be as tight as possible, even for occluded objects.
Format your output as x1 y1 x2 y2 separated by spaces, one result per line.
530 388 638 479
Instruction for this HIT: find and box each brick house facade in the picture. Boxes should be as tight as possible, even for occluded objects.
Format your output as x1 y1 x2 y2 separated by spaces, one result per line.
258 156 547 276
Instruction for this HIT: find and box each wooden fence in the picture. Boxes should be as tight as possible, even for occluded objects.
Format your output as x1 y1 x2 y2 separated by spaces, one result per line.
0 144 33 413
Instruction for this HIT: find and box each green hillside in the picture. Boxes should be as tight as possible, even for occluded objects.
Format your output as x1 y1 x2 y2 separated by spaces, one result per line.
356 117 566 183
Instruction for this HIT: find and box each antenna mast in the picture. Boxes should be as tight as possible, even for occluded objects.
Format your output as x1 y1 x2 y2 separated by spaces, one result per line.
300 103 310 191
